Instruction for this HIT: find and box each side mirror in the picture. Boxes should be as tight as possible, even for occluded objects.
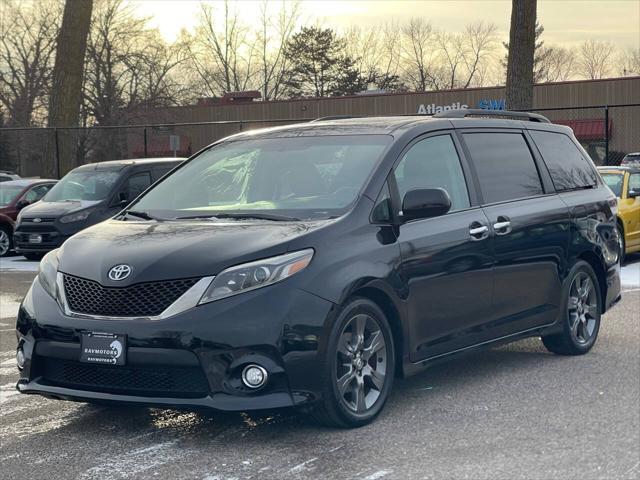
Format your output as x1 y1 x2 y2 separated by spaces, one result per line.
628 189 640 199
15 199 30 210
401 188 451 222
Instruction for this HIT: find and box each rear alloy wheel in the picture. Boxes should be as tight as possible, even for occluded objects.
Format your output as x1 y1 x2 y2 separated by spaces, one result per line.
313 298 395 428
0 226 12 257
542 261 602 355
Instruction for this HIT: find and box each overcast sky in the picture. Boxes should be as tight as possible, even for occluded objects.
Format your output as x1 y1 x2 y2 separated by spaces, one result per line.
130 0 640 49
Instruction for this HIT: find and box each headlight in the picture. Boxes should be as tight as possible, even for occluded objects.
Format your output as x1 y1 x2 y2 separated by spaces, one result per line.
199 249 314 304
16 209 25 225
60 208 92 224
38 249 60 300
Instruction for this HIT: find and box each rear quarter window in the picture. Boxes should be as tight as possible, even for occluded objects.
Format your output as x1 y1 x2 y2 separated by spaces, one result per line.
530 130 598 191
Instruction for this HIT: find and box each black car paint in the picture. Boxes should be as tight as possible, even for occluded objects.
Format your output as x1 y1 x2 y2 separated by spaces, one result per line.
13 158 184 254
15 117 621 412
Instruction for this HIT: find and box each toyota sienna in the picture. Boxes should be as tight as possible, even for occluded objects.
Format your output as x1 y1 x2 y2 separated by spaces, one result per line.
15 110 622 427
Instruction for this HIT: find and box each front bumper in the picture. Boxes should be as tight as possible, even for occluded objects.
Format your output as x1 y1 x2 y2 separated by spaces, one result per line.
16 277 336 411
14 225 69 253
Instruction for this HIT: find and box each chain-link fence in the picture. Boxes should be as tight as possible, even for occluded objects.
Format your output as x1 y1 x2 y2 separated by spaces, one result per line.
1 104 638 179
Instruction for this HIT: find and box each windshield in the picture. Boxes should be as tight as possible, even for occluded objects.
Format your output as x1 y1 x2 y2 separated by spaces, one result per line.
622 154 640 165
0 185 23 206
132 135 391 220
601 173 624 197
44 169 120 202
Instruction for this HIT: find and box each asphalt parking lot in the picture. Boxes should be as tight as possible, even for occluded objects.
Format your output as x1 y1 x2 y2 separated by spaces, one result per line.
0 255 639 480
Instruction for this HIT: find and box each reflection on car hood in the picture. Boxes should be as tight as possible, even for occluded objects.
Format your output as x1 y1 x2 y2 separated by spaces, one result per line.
58 218 326 284
21 200 101 217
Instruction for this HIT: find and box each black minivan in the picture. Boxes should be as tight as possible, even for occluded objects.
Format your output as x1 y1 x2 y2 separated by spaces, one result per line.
15 111 621 427
13 158 184 259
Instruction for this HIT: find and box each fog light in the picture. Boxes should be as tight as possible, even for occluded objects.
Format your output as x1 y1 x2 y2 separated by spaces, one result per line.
241 364 268 389
16 348 25 370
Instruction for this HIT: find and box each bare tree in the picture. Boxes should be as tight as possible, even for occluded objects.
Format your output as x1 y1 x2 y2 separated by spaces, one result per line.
82 0 186 162
536 46 576 82
0 0 61 127
257 0 300 100
189 0 258 96
400 18 438 91
505 0 537 110
618 47 640 76
577 40 615 80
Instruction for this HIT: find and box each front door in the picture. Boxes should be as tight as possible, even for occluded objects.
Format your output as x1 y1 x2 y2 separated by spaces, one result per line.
393 133 494 361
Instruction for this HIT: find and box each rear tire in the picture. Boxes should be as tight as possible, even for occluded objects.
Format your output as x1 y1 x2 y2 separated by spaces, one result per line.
312 297 395 428
542 261 602 356
23 252 44 261
0 225 12 257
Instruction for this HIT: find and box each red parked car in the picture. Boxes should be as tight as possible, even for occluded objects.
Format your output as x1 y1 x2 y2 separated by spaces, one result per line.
0 179 56 256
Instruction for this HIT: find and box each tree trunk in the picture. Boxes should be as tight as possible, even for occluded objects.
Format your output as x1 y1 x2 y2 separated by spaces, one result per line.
44 0 93 178
505 0 537 110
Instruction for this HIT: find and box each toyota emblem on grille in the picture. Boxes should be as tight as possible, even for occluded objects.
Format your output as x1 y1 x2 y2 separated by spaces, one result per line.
108 264 132 281
33 218 42 223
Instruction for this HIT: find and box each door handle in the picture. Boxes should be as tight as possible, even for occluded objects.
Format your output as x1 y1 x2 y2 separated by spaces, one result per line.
493 216 511 235
469 224 489 240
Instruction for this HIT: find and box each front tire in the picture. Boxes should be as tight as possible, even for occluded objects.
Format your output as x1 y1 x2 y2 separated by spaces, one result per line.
313 297 395 428
542 261 602 355
0 225 12 257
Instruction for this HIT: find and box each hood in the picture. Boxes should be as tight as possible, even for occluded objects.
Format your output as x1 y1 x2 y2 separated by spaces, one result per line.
20 200 101 218
58 218 325 285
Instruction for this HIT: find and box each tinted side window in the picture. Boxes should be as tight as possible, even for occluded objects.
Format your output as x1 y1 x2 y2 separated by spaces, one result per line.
127 172 152 199
530 130 597 191
394 135 470 211
464 132 543 204
629 174 640 195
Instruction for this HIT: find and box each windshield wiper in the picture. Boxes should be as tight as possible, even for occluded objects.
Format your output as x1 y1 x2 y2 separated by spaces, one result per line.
177 212 300 222
120 210 163 221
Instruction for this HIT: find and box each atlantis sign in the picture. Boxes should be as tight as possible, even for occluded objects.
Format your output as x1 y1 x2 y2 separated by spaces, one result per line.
417 98 506 114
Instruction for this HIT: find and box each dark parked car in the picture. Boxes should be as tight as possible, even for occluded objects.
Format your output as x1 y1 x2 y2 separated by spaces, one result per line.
0 179 56 256
13 158 184 259
15 111 621 427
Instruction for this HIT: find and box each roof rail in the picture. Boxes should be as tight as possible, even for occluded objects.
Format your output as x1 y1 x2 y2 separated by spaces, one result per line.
433 108 551 123
311 115 360 122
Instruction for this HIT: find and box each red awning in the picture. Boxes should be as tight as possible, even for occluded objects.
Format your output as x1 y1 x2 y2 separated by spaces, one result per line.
128 134 191 157
555 119 612 141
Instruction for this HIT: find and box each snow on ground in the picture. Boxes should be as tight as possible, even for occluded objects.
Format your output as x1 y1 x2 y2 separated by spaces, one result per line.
0 294 21 320
0 255 39 273
621 260 640 289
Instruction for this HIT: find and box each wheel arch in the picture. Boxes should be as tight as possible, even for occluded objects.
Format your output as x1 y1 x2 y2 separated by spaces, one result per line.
576 251 607 311
350 285 407 378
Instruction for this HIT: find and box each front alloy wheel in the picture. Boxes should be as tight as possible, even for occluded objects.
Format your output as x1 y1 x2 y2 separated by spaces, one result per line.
313 298 395 428
336 314 388 413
